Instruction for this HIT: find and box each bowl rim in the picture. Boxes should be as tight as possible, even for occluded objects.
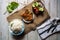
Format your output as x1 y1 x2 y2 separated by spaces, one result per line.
9 19 25 35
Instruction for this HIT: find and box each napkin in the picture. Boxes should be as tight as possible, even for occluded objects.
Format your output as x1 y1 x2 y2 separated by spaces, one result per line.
36 18 60 40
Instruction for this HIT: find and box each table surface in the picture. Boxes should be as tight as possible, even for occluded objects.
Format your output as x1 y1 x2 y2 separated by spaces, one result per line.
0 0 60 40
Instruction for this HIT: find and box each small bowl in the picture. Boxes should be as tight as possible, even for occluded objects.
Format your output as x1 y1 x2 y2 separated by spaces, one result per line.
32 1 44 16
22 14 34 23
9 19 25 35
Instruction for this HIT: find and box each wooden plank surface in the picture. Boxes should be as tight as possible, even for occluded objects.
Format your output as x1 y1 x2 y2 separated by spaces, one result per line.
44 0 58 40
7 0 50 40
0 0 60 40
0 2 2 40
49 0 58 40
1 0 9 40
57 0 60 40
40 0 58 40
43 0 50 40
8 0 28 40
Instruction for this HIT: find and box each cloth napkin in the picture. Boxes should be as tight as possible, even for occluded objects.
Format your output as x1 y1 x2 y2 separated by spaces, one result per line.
36 18 60 40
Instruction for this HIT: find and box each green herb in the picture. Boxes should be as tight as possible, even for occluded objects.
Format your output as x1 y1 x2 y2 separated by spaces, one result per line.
7 2 19 13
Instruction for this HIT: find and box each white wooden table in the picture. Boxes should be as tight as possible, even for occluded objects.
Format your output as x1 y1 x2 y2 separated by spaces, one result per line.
0 0 60 40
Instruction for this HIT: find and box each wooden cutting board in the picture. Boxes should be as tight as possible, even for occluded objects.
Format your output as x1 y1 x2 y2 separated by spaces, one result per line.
7 0 50 35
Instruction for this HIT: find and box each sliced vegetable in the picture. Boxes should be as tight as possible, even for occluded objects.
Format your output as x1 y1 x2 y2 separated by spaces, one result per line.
35 2 39 7
7 6 13 13
32 2 36 7
7 2 19 13
10 2 19 10
39 7 44 11
32 4 35 7
32 2 39 7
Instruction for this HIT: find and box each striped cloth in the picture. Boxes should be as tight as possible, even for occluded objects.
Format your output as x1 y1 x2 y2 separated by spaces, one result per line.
36 18 60 40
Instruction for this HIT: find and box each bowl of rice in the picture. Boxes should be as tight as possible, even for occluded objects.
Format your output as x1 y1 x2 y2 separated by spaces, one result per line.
9 19 25 35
